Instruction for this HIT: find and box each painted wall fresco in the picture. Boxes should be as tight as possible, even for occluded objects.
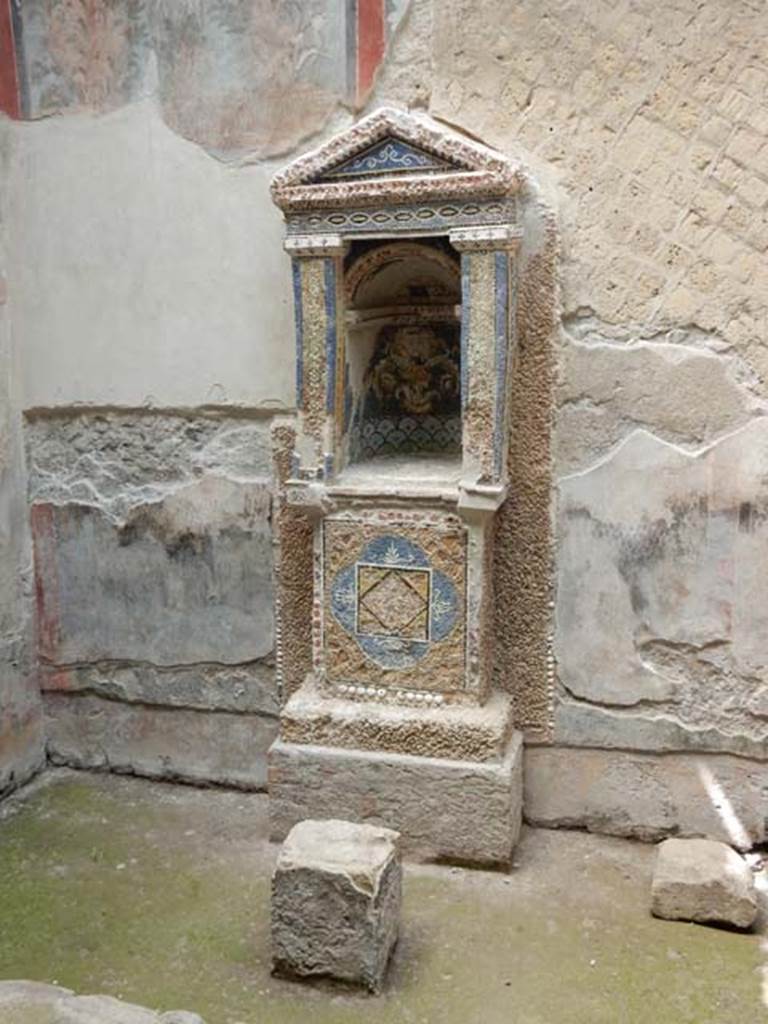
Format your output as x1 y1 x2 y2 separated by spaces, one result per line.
5 0 410 156
13 0 150 118
152 0 341 158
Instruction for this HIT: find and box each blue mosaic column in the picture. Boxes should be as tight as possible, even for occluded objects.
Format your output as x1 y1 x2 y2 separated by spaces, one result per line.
450 225 521 487
450 225 522 701
284 234 347 480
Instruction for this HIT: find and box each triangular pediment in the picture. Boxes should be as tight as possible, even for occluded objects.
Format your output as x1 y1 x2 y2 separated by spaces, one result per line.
271 107 519 212
320 136 462 181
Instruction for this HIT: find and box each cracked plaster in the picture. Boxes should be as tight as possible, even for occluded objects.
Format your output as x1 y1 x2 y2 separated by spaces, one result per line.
556 320 765 475
13 1 412 160
26 411 273 521
555 419 768 758
26 412 277 752
2 0 767 802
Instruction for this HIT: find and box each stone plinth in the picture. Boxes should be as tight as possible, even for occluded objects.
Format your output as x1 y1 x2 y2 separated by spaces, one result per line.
280 677 515 762
269 731 523 867
651 838 758 929
271 819 401 992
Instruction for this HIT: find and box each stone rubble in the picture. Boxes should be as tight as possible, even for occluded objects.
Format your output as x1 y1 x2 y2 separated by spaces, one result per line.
0 982 205 1024
650 837 759 929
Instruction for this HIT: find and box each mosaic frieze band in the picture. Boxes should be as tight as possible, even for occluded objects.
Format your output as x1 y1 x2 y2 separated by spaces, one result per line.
285 198 518 237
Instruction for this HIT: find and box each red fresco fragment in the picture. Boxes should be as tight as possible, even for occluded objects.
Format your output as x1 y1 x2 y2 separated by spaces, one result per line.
357 0 385 100
0 0 19 119
42 670 73 692
30 504 61 662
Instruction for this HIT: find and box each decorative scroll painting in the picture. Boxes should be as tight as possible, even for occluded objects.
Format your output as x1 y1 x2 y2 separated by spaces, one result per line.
321 137 454 180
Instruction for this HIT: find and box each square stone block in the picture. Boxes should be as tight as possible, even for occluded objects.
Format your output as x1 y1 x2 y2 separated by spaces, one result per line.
651 838 758 929
271 819 402 991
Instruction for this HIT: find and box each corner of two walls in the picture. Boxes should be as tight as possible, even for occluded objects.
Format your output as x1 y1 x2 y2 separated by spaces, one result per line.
0 0 413 797
0 121 44 798
3 0 767 848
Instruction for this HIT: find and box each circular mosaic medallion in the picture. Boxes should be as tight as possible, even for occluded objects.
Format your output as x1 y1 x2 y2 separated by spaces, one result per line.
330 533 459 670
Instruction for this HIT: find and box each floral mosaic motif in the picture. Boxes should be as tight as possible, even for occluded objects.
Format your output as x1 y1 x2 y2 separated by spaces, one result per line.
17 0 149 117
330 534 459 671
352 323 461 460
322 138 453 180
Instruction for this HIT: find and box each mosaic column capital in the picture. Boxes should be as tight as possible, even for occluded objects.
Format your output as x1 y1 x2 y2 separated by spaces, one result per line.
449 225 522 253
284 234 348 258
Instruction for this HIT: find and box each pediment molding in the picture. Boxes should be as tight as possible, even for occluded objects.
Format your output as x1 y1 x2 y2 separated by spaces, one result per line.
320 137 458 181
271 107 520 212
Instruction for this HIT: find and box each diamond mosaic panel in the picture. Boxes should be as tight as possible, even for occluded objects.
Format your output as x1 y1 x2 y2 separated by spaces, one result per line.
326 525 465 689
357 565 430 639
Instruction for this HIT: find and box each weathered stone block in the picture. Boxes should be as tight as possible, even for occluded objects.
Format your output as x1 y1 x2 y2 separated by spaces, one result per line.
54 995 157 1024
271 819 401 992
651 838 758 928
269 733 523 866
0 981 73 1012
45 693 277 790
0 980 70 1024
0 985 206 1024
524 746 767 847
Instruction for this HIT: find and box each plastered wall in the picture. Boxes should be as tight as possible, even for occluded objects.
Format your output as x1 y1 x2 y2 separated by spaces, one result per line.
0 0 765 824
0 121 44 795
419 0 768 766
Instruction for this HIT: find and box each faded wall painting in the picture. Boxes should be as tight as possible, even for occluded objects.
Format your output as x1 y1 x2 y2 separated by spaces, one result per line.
6 1 410 156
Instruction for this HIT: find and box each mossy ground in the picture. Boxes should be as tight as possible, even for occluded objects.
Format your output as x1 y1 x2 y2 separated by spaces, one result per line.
0 770 764 1024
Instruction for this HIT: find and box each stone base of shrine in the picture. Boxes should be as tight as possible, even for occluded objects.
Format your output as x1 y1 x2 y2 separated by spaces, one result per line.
280 676 515 762
268 731 523 868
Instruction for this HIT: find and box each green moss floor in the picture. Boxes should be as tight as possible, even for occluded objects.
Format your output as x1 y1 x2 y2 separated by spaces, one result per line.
0 770 764 1024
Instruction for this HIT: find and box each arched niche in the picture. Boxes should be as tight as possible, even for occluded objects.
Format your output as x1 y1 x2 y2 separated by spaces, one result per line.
343 238 462 469
271 105 531 710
